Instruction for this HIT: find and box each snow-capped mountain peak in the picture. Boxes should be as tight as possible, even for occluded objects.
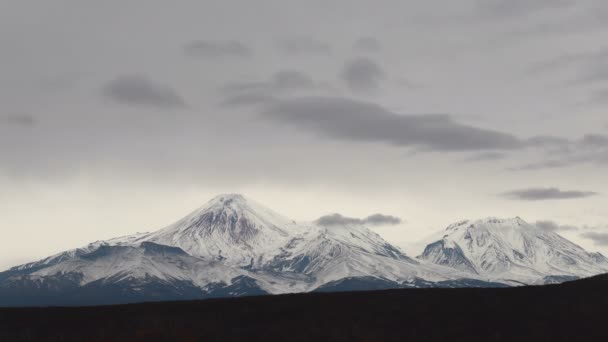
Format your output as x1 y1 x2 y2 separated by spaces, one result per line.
419 217 608 284
139 194 305 266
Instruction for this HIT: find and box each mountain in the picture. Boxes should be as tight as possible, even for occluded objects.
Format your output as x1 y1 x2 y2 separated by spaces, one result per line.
418 217 608 285
1 195 607 306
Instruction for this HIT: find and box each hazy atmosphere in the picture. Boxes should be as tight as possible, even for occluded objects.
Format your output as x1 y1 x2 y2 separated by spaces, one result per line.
2 0 608 270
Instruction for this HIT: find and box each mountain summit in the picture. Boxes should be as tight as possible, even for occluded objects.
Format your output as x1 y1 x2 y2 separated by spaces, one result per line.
418 217 608 284
1 196 607 306
141 194 299 267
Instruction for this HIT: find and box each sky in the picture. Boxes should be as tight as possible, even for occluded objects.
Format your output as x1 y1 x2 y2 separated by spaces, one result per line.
2 0 608 270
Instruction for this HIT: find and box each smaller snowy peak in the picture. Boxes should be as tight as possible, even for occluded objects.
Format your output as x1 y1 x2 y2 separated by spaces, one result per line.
419 216 608 284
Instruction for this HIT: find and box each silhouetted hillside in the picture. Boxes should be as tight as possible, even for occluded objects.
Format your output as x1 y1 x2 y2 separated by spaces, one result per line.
1 274 608 342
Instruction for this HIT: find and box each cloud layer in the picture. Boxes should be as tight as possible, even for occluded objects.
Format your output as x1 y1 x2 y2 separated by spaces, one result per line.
502 187 598 201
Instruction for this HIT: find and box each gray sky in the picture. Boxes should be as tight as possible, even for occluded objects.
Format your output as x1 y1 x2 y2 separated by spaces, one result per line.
2 0 608 270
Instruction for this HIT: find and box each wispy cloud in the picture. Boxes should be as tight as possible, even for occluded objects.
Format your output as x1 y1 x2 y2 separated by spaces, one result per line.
353 37 381 52
220 70 316 107
502 187 598 201
183 40 251 59
275 37 331 56
1 114 36 127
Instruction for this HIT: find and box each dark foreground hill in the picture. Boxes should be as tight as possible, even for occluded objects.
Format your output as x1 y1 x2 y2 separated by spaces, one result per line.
1 274 608 342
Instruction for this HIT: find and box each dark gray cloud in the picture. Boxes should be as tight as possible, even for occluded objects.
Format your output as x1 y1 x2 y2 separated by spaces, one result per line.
315 213 362 226
477 0 574 18
580 232 608 246
535 220 578 232
340 57 385 93
364 214 402 226
183 40 251 59
1 114 36 127
502 187 598 201
315 213 402 226
275 37 331 55
262 97 524 151
101 75 186 109
354 37 381 52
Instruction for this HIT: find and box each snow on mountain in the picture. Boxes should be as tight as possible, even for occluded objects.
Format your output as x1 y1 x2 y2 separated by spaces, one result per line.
418 217 608 285
3 195 608 306
28 242 244 288
139 194 305 267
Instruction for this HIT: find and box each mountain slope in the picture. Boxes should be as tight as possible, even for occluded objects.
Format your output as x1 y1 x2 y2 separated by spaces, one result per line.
418 217 608 284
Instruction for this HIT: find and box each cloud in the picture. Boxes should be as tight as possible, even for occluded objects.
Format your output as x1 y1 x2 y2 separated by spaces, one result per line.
340 57 385 93
515 134 608 170
183 40 251 59
502 187 598 201
353 37 381 52
101 75 186 109
262 96 524 151
1 114 36 127
535 220 578 232
477 0 574 18
315 213 402 226
220 93 277 108
529 48 608 87
272 70 316 89
580 232 608 246
275 37 331 55
364 214 402 226
220 70 316 107
464 152 508 162
590 88 608 104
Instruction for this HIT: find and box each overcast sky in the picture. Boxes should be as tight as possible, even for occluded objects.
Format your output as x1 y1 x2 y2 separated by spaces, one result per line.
2 0 608 270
